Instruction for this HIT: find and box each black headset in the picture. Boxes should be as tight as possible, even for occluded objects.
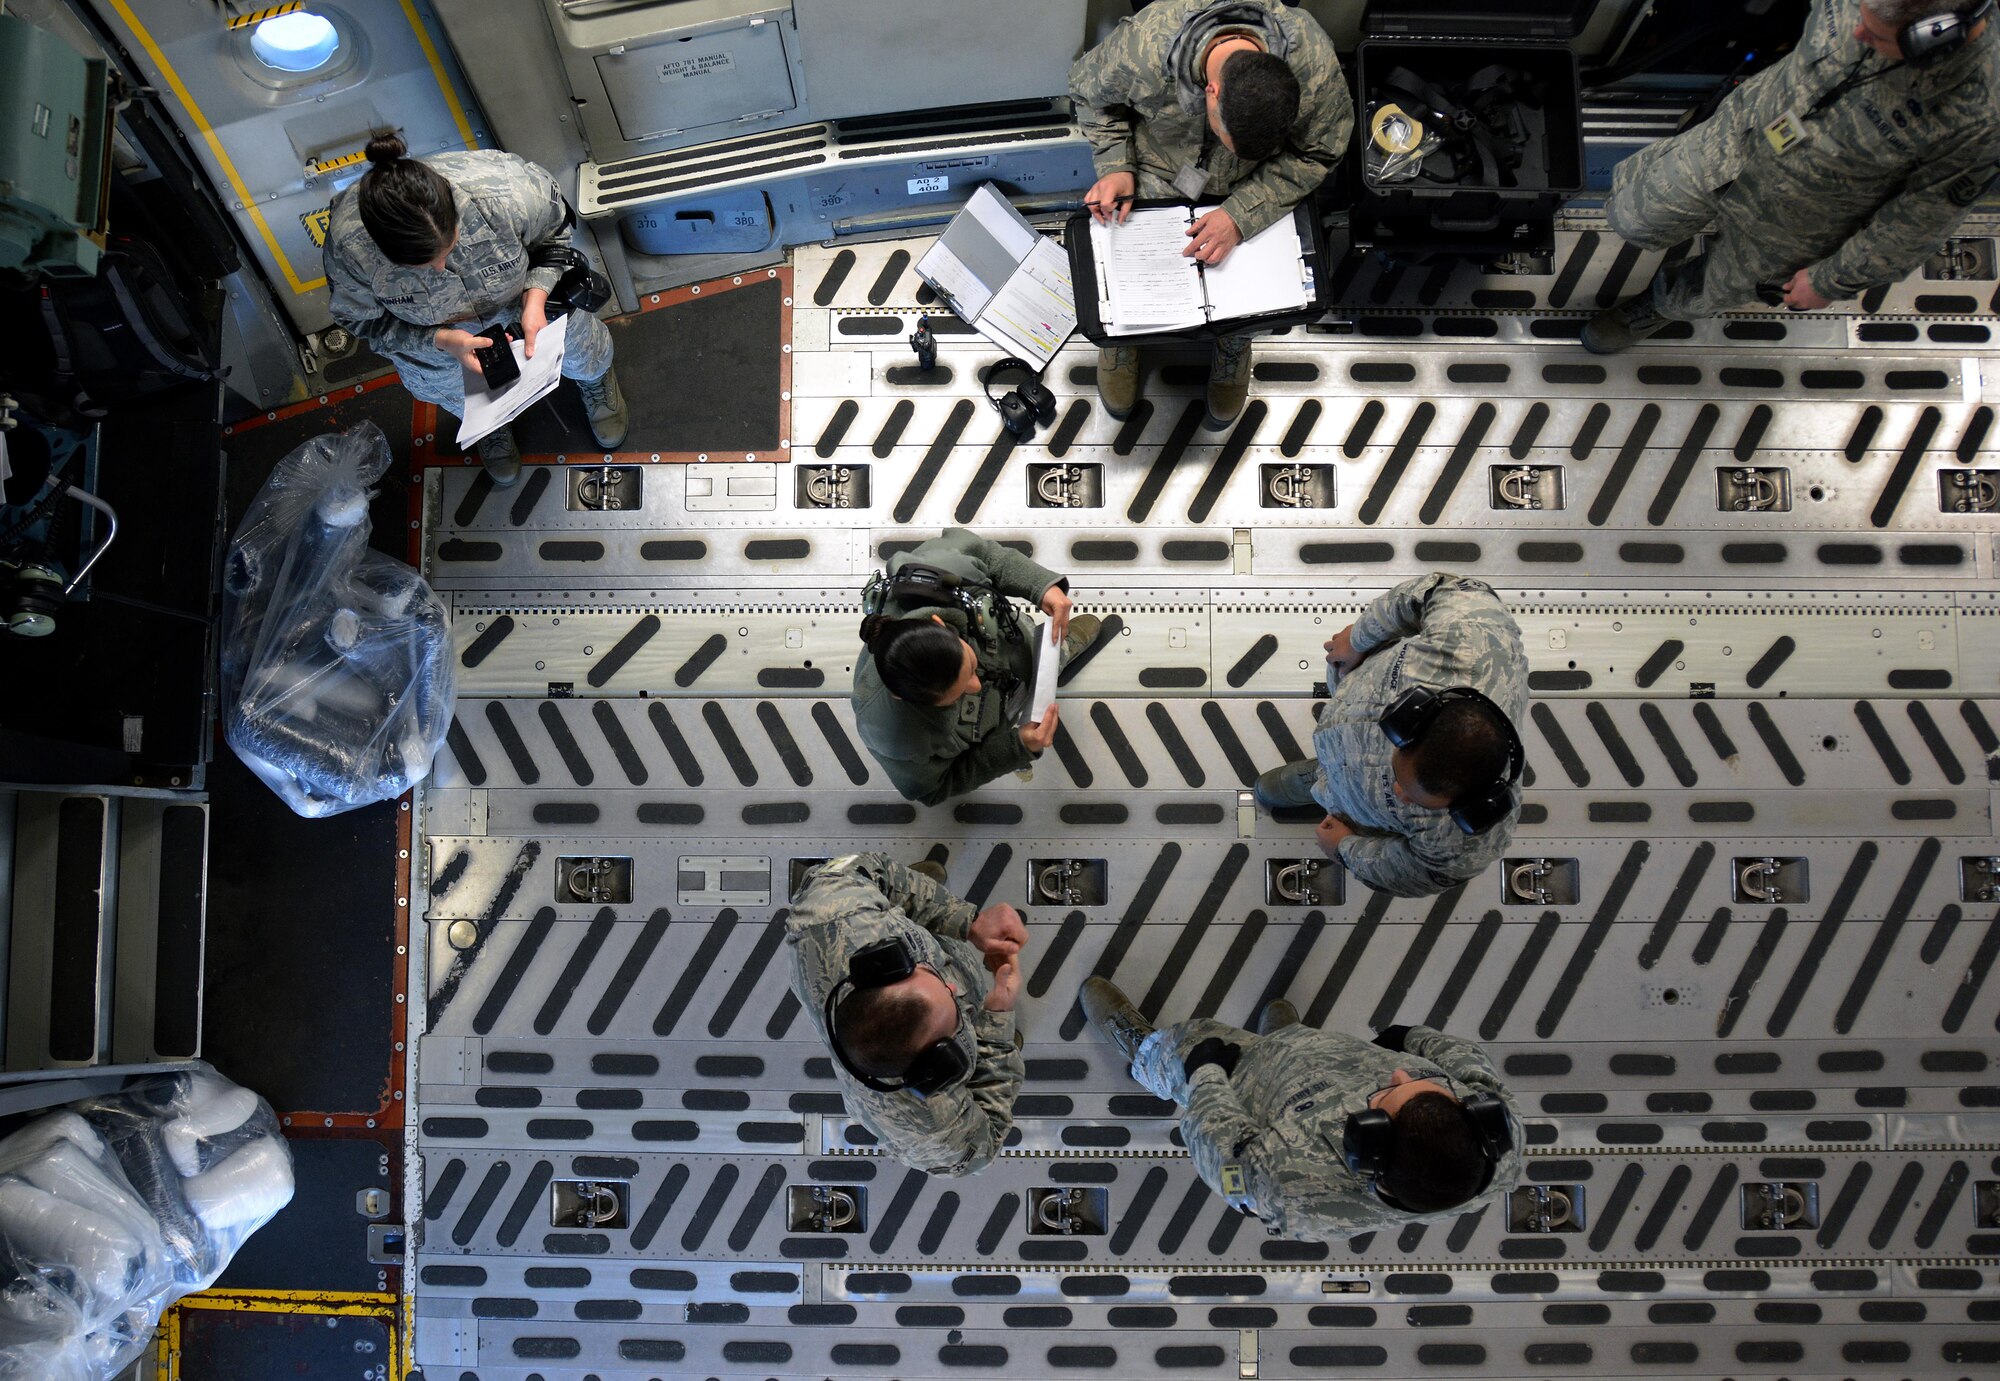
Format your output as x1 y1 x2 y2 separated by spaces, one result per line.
1341 1089 1516 1208
823 936 972 1095
982 357 1056 440
1377 685 1526 835
1900 1 1994 67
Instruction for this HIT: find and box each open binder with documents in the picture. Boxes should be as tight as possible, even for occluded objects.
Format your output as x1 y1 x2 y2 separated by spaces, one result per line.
1064 199 1332 344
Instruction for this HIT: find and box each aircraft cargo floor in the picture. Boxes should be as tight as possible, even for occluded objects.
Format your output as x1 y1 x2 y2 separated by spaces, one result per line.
400 210 2000 1380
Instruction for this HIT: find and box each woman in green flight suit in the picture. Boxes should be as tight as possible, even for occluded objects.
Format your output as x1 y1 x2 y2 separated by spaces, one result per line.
853 528 1103 805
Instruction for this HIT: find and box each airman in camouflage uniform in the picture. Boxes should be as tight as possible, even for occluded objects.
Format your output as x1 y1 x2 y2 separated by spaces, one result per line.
1070 0 1353 424
853 528 1097 805
1588 0 2000 351
1254 573 1530 898
786 853 1026 1176
1095 995 1523 1240
322 149 619 433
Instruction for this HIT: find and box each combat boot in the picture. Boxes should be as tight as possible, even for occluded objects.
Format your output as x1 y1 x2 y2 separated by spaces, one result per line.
1581 295 1671 355
1095 346 1141 419
909 860 948 886
1080 977 1154 1062
1252 758 1318 810
473 426 522 487
1204 334 1252 430
1255 998 1300 1036
1060 612 1103 663
576 366 630 450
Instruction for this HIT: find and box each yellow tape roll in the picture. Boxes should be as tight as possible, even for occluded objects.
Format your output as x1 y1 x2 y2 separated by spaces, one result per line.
1370 103 1424 155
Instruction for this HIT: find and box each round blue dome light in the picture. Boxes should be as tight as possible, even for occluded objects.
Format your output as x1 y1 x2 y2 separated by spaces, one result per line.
251 12 340 73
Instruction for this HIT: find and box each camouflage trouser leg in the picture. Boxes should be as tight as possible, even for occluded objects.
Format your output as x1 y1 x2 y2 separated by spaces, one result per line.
1606 135 1801 320
384 309 616 418
1131 1018 1259 1103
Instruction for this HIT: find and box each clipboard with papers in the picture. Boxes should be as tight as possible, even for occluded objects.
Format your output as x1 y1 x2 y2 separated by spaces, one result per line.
1063 199 1332 344
915 183 1078 368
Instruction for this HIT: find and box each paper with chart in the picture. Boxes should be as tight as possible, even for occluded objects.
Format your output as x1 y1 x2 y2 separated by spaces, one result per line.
916 184 1077 367
456 312 569 448
1090 205 1311 334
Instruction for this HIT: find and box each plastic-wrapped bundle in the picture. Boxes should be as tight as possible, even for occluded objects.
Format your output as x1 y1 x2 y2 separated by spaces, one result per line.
220 421 455 817
0 1067 294 1381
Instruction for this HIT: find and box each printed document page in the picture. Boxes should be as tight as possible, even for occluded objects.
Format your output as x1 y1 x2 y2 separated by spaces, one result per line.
457 313 568 449
1196 205 1310 321
978 237 1077 368
1090 208 1205 333
1026 619 1060 726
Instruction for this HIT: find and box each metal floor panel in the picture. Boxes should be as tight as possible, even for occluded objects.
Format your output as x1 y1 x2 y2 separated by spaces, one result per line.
409 215 2000 1380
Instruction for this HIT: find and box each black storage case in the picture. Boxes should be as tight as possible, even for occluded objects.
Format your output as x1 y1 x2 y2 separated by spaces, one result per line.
1351 0 1587 257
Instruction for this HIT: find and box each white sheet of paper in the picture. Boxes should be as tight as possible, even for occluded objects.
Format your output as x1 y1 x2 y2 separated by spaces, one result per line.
976 237 1077 368
915 240 993 321
1027 619 1061 725
456 312 569 449
967 182 1040 261
1195 204 1310 320
1090 208 1205 333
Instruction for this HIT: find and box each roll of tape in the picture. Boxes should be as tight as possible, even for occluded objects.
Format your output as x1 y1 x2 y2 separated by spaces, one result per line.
1371 103 1424 155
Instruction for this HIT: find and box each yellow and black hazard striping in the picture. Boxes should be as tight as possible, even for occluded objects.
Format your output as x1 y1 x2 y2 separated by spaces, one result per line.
308 148 369 176
160 1290 400 1380
225 2 305 31
299 206 332 248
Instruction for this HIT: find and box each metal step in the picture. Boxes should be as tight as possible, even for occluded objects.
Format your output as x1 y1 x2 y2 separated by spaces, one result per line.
2 790 207 1070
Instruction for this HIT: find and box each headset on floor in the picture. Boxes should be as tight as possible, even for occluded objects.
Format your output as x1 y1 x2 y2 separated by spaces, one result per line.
1341 1086 1515 1209
983 357 1056 441
1901 1 1994 67
823 936 973 1095
1377 685 1525 835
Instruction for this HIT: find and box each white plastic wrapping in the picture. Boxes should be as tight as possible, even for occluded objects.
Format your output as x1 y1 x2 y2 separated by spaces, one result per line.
0 1067 295 1381
221 420 454 817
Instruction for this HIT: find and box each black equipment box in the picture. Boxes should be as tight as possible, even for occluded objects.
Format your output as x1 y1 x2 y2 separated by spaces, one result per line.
1352 1 1587 257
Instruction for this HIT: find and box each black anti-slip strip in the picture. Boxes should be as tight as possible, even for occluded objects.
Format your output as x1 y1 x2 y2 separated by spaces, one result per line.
893 399 974 522
1646 402 1719 525
1587 404 1661 526
1480 911 1561 1040
1357 402 1436 525
1416 402 1496 525
1765 843 1877 1037
1639 843 1714 969
1536 842 1649 1036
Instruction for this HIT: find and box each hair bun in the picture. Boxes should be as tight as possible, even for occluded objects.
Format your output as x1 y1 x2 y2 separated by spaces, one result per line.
859 613 888 645
364 132 408 166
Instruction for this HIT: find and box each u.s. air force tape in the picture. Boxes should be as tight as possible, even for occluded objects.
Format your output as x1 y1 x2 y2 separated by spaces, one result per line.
1370 103 1424 155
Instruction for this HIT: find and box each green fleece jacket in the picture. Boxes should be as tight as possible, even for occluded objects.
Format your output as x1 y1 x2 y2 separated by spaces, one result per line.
852 529 1066 805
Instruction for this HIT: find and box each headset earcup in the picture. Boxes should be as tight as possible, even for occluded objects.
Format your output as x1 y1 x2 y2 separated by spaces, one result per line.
2 563 65 638
903 1038 973 1095
1378 684 1440 749
1341 1107 1395 1174
1449 784 1515 835
998 390 1035 438
1022 378 1057 425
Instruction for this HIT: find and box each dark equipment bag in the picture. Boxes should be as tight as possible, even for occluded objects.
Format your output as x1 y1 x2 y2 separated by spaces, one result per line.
35 233 219 413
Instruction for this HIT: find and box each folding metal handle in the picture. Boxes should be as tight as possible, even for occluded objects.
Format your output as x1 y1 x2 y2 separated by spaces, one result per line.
1738 857 1784 903
1496 467 1543 510
1509 859 1554 904
1729 467 1780 512
1272 861 1318 904
1266 465 1315 508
